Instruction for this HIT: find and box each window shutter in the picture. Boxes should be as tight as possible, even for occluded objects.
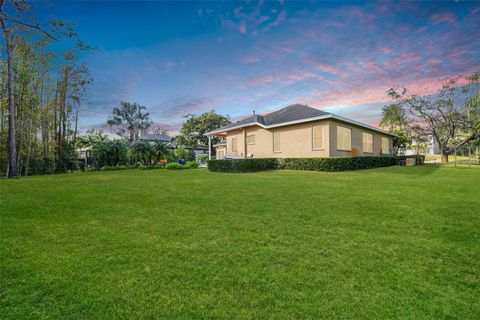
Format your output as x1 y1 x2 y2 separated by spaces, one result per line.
337 126 343 149
273 131 281 152
232 137 237 153
363 133 373 153
382 137 389 154
345 128 351 150
313 125 324 150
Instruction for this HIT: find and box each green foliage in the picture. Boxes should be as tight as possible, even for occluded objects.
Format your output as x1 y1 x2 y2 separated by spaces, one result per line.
208 156 398 172
208 158 279 172
92 140 129 167
185 161 199 169
165 162 186 170
175 111 230 149
76 129 108 148
130 140 153 166
107 102 152 141
197 154 208 162
173 147 189 160
279 156 397 171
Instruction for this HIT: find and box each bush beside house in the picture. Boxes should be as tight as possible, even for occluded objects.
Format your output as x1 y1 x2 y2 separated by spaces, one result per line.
207 156 415 173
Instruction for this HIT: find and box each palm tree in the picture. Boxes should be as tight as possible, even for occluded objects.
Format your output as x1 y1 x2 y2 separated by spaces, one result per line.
130 140 153 166
107 102 152 141
152 141 170 166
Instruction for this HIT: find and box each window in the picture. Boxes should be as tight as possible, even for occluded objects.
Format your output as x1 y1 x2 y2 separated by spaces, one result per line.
247 135 255 145
362 132 373 153
312 125 325 150
273 131 281 153
231 137 237 153
381 137 390 154
337 126 351 151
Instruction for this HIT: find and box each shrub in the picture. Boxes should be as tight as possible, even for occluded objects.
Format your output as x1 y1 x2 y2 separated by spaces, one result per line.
279 156 397 171
197 154 208 162
208 156 397 173
208 158 278 172
185 161 199 169
165 162 186 170
138 165 163 170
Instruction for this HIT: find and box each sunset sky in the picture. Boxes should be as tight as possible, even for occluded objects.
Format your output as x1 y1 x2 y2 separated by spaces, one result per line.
36 1 480 132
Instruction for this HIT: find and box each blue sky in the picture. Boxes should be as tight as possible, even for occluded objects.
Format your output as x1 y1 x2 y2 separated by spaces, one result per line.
35 1 480 132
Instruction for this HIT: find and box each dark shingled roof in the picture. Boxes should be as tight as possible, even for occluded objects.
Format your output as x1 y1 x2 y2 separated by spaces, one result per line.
262 104 330 125
140 134 172 142
220 104 330 130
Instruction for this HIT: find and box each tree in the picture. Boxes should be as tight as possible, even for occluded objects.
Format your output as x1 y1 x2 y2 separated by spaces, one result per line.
130 140 153 166
386 72 480 163
151 141 170 165
91 140 128 167
379 104 412 155
176 111 230 151
107 101 152 142
0 0 88 178
76 128 108 148
173 147 189 160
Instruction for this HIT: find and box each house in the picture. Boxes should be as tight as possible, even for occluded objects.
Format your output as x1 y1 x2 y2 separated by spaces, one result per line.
404 135 440 156
206 104 395 159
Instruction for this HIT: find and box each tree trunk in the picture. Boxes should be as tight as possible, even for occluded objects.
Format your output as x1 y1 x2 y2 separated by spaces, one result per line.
441 152 449 164
1 16 18 177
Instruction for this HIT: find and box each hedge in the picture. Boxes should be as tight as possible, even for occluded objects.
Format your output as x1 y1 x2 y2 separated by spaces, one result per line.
279 156 397 171
208 156 398 173
207 158 278 172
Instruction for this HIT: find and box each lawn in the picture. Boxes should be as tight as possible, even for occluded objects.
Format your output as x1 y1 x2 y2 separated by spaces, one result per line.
1 166 479 319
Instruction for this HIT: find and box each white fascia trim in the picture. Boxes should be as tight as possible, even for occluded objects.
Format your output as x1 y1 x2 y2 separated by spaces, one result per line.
207 114 397 137
330 114 397 137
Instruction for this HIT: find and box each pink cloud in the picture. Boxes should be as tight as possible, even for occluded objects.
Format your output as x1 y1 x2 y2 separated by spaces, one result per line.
242 55 261 64
430 12 457 25
314 64 338 74
238 22 247 34
249 75 275 86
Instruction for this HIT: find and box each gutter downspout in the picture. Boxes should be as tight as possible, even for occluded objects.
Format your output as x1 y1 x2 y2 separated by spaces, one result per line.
243 128 247 158
208 135 211 160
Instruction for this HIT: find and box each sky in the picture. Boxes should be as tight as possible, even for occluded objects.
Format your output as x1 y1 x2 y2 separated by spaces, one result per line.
35 0 480 132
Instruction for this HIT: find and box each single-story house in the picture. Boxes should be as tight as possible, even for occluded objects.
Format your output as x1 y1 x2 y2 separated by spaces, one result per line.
206 104 395 159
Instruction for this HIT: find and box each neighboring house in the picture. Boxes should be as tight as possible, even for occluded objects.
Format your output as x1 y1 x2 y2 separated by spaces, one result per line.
206 104 395 159
404 135 440 155
140 134 208 157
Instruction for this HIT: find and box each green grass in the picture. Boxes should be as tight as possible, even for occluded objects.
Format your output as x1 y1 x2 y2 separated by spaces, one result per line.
1 166 479 319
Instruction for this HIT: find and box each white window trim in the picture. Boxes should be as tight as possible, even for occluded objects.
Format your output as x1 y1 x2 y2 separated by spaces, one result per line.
312 124 326 151
362 132 374 154
337 126 352 151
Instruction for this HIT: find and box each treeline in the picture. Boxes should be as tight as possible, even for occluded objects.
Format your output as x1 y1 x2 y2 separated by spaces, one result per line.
1 0 91 176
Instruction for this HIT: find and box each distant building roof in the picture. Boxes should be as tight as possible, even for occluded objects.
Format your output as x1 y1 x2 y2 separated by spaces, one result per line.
140 134 172 142
207 104 395 137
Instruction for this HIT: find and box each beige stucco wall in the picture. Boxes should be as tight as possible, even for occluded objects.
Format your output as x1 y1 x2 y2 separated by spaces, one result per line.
219 120 392 158
328 119 392 157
